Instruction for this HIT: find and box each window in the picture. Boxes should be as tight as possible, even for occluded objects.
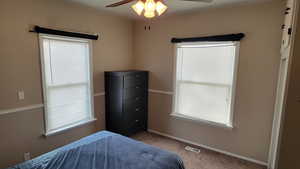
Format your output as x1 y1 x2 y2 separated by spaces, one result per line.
39 34 95 136
173 42 239 128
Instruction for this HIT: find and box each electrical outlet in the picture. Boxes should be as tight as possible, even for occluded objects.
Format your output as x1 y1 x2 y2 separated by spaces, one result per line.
24 152 31 161
18 91 25 100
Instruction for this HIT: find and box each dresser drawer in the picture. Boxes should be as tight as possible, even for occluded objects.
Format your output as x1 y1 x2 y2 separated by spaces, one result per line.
124 74 147 89
124 112 146 135
123 97 146 113
123 87 147 99
124 94 146 105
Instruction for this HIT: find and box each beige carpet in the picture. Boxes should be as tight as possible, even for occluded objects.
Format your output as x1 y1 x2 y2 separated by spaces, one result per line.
132 132 267 169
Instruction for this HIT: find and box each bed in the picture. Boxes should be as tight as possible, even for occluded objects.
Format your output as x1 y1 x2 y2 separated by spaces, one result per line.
8 131 185 169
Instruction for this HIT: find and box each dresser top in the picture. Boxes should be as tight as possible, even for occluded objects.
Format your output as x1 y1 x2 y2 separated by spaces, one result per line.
105 70 148 76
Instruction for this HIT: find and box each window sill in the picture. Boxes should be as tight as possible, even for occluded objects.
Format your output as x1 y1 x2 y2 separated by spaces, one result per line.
170 113 233 130
44 118 97 137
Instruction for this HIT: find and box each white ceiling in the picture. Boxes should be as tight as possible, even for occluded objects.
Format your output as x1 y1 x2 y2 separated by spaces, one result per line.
66 0 273 19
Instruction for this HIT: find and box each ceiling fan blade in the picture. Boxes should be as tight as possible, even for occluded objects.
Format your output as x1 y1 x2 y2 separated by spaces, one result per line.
180 0 213 3
106 0 136 7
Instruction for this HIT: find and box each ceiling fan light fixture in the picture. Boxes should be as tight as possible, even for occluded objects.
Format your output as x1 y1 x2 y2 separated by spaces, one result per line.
144 0 156 12
156 1 167 16
131 0 145 15
131 0 168 18
144 10 155 18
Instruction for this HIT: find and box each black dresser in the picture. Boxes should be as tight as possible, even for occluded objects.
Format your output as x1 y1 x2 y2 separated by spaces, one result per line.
105 70 149 136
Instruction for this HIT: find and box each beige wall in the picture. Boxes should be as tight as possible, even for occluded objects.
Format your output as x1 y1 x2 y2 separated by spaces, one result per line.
133 1 285 163
0 0 133 168
278 7 300 169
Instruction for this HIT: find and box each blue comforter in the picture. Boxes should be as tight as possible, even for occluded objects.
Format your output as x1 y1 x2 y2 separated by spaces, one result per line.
8 131 185 169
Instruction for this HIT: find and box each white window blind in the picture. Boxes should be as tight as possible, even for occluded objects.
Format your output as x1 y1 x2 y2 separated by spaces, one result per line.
173 42 239 127
39 35 94 135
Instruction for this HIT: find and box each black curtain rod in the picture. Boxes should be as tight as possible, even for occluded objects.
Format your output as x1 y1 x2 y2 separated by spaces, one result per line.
171 33 245 43
30 26 99 40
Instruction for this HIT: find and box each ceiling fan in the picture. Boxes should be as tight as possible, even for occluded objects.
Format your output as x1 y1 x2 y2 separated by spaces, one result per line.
106 0 213 18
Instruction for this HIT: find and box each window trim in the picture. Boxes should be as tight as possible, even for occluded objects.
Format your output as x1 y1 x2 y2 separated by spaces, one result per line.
44 118 97 137
172 41 240 129
39 34 95 136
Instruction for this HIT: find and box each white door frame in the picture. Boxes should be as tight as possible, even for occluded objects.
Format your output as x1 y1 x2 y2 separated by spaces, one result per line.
268 0 299 169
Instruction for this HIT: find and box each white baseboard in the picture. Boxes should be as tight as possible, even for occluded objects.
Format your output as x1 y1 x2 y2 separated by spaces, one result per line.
148 129 268 166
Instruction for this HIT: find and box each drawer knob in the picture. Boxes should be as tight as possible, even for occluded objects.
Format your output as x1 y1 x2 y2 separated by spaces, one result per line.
135 120 139 122
136 97 140 100
135 108 140 111
136 86 140 89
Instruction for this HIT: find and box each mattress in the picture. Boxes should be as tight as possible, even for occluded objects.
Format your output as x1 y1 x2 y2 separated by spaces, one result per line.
7 131 185 169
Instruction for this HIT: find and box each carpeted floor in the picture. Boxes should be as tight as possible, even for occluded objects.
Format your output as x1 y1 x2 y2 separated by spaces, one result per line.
132 132 267 169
